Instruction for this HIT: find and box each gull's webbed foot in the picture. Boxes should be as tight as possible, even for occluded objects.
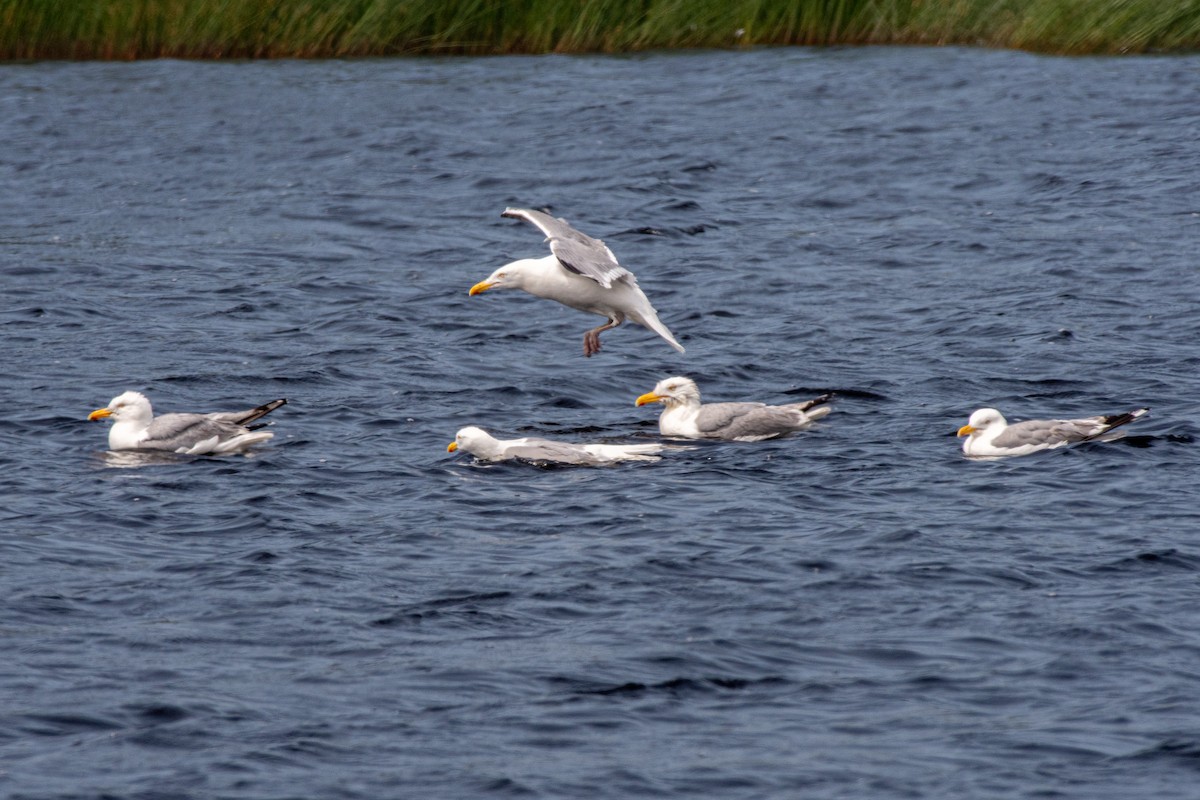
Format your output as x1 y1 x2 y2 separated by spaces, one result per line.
583 330 602 357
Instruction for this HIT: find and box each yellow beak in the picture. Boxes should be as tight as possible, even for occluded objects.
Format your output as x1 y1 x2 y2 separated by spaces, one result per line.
957 424 977 437
88 408 113 421
635 392 662 407
447 441 458 452
468 280 493 296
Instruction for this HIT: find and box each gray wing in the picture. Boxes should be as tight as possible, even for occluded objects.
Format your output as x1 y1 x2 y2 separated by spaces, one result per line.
140 413 247 451
503 207 632 289
993 408 1146 449
505 437 598 464
991 419 1094 448
695 402 805 441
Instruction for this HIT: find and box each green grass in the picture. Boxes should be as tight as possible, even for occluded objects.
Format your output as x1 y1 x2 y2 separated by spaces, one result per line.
2 0 1198 59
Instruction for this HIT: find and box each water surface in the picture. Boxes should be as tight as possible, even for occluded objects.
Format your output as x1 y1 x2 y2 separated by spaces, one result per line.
2 48 1200 799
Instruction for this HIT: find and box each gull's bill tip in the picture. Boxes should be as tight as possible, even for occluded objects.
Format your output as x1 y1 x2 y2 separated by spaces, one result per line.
635 392 661 407
447 441 458 452
468 280 493 296
88 407 112 421
957 424 976 437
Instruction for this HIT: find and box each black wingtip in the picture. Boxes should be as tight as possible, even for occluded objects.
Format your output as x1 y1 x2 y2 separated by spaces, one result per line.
237 398 287 426
798 392 835 412
1100 407 1149 432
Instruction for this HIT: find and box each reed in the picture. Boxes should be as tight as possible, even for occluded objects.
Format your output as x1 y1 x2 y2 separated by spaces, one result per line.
1 0 1197 60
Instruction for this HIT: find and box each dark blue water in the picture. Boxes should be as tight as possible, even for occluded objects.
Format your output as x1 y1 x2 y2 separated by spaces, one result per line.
3 47 1200 799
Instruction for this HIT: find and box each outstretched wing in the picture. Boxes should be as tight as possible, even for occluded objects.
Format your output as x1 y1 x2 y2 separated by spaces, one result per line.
503 207 632 289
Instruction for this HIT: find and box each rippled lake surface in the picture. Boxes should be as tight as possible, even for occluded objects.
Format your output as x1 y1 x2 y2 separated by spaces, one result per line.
3 47 1200 799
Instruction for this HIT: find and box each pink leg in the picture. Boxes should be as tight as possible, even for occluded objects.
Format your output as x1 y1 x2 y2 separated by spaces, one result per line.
582 319 620 357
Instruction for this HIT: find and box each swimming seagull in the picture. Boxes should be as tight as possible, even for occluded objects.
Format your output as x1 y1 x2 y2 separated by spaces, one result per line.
448 426 666 465
87 391 287 455
957 406 1148 457
468 207 685 357
635 376 833 441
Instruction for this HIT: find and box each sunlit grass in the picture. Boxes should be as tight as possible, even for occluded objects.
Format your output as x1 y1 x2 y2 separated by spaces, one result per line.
1 0 1197 59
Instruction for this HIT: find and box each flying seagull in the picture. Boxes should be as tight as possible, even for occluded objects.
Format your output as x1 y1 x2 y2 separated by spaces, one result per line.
957 406 1148 457
88 391 286 455
468 207 685 357
636 376 832 441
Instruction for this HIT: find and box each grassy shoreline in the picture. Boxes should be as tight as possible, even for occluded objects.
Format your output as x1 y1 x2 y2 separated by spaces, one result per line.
2 0 1198 60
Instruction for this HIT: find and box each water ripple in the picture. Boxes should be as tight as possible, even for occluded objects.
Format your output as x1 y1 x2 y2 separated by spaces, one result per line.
1 47 1198 800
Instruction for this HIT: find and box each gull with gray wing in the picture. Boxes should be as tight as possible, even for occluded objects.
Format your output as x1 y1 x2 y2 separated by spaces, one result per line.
467 207 685 357
88 391 286 455
448 426 667 465
957 406 1148 457
636 376 832 442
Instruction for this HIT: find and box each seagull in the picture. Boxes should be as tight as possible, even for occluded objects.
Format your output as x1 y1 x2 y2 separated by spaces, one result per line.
635 376 833 441
468 207 685 357
448 426 666 465
88 391 286 455
957 406 1148 457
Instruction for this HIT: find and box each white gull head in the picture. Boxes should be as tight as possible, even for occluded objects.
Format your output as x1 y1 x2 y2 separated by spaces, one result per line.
448 425 503 459
957 407 1007 452
635 376 701 410
87 391 155 450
